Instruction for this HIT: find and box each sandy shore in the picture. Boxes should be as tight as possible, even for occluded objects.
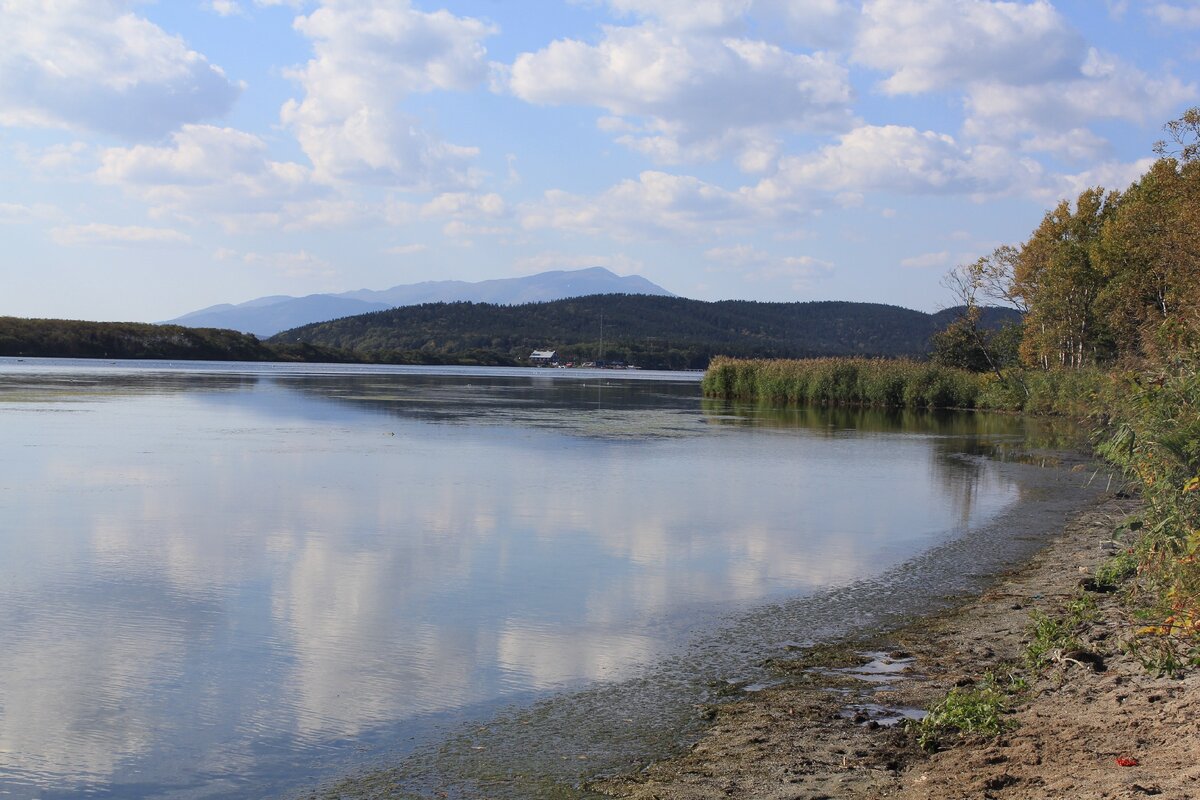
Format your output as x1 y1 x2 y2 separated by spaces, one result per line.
587 494 1200 800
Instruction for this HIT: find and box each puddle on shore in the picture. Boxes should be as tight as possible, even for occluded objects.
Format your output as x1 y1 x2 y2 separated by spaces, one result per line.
839 703 928 727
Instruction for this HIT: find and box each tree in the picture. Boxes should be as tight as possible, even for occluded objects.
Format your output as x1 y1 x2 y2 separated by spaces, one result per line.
1093 108 1200 362
936 261 1024 383
1013 187 1118 369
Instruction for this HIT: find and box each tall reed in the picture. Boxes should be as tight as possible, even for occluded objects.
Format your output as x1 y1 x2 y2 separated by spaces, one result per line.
703 356 1110 413
702 356 984 409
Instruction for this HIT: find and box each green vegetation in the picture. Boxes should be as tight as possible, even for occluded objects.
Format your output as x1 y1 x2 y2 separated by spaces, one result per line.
269 295 1020 370
0 316 293 361
1024 609 1085 670
701 355 1107 414
916 672 1022 751
0 316 516 366
1094 366 1200 674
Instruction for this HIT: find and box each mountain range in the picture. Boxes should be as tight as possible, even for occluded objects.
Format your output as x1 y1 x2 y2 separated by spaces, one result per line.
166 267 674 337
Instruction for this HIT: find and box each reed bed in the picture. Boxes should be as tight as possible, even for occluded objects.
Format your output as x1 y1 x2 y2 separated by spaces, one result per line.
701 356 1109 413
702 356 984 409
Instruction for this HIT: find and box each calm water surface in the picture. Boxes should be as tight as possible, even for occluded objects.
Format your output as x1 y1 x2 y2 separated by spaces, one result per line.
0 359 1069 798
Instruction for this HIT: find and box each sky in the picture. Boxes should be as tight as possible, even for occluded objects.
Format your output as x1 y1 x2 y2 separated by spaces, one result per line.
0 0 1197 323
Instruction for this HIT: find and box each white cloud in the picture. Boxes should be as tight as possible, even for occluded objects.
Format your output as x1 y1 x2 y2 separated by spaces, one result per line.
602 0 855 47
51 223 193 248
17 142 92 173
384 243 428 256
227 248 338 279
899 250 952 269
0 0 240 139
281 0 495 187
855 0 1085 94
0 203 59 224
520 170 780 239
205 0 244 16
1149 3 1200 27
752 0 858 48
770 125 1044 199
97 124 335 232
420 192 510 239
704 244 832 288
963 50 1196 158
1038 157 1157 204
420 192 506 219
603 0 752 30
505 22 853 168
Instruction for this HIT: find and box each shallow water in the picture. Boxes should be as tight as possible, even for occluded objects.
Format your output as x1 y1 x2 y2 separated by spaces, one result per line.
0 359 1091 799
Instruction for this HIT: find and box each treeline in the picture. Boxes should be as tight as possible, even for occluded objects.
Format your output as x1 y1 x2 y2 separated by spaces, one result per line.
270 294 1020 370
934 109 1199 372
0 316 513 366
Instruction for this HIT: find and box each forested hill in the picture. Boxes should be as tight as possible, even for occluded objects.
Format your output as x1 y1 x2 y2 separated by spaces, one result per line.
0 317 354 363
270 295 1021 370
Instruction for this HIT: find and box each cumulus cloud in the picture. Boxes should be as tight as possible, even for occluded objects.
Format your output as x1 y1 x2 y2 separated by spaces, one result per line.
520 170 782 239
384 243 428 256
204 1 244 16
504 21 854 168
1038 156 1157 204
0 203 60 224
218 248 338 279
1149 3 1200 27
963 50 1196 159
753 0 857 48
96 124 337 232
419 192 511 239
898 250 952 269
281 0 495 187
601 0 855 47
602 0 753 30
51 223 193 248
769 124 1044 199
854 0 1085 94
0 0 240 139
420 192 506 219
853 1 1196 162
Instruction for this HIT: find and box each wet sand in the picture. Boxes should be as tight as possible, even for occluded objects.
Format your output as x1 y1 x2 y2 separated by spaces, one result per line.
589 493 1200 800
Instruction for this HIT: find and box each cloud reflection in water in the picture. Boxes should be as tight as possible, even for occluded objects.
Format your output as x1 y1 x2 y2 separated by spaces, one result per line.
0 368 1021 796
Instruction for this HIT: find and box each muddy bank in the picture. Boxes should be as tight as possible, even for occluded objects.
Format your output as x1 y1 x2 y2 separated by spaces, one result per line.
589 494 1200 800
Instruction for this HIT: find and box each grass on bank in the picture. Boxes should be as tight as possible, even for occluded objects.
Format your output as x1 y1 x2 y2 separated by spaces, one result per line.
915 671 1025 751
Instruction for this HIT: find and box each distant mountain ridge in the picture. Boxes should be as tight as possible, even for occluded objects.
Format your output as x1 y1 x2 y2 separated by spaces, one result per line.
166 267 675 337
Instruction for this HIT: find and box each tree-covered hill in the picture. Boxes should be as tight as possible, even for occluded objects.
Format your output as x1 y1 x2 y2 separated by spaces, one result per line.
0 317 353 363
270 295 1021 370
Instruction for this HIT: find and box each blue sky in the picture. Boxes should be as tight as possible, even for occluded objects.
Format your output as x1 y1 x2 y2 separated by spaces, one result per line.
1 0 1197 322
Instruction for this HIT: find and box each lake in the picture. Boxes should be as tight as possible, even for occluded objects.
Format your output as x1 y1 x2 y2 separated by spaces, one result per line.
0 359 1099 799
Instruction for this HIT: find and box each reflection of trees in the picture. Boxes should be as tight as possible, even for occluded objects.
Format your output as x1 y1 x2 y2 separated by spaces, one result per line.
271 373 704 439
699 398 1080 528
0 370 259 402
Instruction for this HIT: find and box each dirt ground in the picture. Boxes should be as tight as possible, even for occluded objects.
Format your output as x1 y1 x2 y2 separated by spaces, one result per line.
587 495 1200 800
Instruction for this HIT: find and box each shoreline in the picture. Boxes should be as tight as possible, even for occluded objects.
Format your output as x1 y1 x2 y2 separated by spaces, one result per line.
587 493 1200 799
